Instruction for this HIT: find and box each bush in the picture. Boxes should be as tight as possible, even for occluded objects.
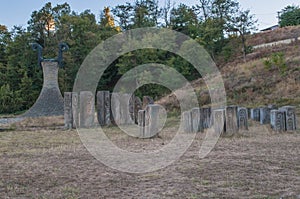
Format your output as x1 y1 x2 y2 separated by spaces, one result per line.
263 52 287 75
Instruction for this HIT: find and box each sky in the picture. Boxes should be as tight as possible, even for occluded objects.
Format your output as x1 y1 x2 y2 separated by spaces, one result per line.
0 0 299 31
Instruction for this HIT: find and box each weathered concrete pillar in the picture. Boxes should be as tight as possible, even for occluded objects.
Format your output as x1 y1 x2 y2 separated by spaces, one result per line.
64 92 73 129
23 61 64 117
202 107 211 129
129 95 135 124
144 105 160 138
191 108 202 133
182 111 192 133
247 108 251 119
260 107 271 124
111 93 134 125
212 109 225 135
270 110 285 131
72 92 79 128
131 96 142 124
111 93 121 125
250 108 260 121
97 91 111 126
279 106 297 131
237 107 248 130
138 110 146 138
225 106 238 134
79 91 95 128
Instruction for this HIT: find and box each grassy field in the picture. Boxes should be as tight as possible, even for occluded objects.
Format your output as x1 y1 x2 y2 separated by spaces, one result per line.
0 117 299 198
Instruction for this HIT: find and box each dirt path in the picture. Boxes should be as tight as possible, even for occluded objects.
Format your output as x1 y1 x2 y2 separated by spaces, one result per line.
0 125 299 198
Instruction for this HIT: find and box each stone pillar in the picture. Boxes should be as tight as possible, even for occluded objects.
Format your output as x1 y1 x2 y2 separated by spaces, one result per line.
182 111 192 133
129 95 142 124
250 108 260 121
191 108 202 133
279 106 297 131
72 92 79 128
64 92 73 129
202 107 211 129
260 107 271 124
79 91 95 128
247 108 251 119
144 105 160 138
138 110 146 138
212 109 225 135
109 93 115 125
97 91 111 126
111 93 134 125
225 106 238 134
23 61 64 117
237 107 248 130
270 110 285 131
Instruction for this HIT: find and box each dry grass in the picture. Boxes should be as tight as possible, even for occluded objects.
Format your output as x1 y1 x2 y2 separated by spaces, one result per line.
0 115 299 198
1 116 64 130
157 41 300 110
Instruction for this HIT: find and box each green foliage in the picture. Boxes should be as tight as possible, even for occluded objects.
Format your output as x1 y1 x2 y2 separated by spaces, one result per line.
170 4 199 38
263 52 287 75
0 84 19 113
0 1 259 114
279 5 300 27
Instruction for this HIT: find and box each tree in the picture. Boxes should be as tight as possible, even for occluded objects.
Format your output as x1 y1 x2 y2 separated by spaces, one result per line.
170 4 199 38
228 9 257 62
133 0 161 28
0 84 18 113
194 0 241 59
0 25 10 65
56 9 102 92
197 18 224 60
112 0 161 29
112 3 134 30
27 2 71 56
162 0 172 27
212 0 239 21
195 0 212 21
278 5 300 27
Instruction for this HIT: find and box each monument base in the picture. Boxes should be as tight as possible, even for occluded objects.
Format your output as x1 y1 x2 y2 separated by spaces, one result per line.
22 61 64 117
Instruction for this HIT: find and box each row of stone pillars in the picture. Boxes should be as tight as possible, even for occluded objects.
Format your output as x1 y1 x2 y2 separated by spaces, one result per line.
64 91 155 130
64 91 297 135
182 106 248 134
250 106 297 131
182 105 297 134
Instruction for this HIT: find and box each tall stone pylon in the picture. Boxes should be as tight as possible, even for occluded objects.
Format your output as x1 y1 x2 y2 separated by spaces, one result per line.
22 43 69 117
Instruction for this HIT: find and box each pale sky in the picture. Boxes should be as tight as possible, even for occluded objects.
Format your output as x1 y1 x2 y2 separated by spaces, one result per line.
0 0 299 31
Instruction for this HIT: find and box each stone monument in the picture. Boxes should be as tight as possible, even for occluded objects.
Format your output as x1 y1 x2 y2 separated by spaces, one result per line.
270 110 285 131
23 43 69 117
279 106 297 131
225 106 238 134
237 107 248 130
212 109 225 135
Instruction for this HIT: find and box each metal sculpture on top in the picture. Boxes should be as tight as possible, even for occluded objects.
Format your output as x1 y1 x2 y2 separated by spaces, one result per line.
31 42 69 67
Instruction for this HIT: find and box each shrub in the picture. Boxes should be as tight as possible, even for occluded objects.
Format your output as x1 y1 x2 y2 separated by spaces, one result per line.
263 52 287 75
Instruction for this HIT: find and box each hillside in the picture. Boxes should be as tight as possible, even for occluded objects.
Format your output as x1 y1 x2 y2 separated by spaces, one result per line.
248 25 300 47
157 26 300 110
